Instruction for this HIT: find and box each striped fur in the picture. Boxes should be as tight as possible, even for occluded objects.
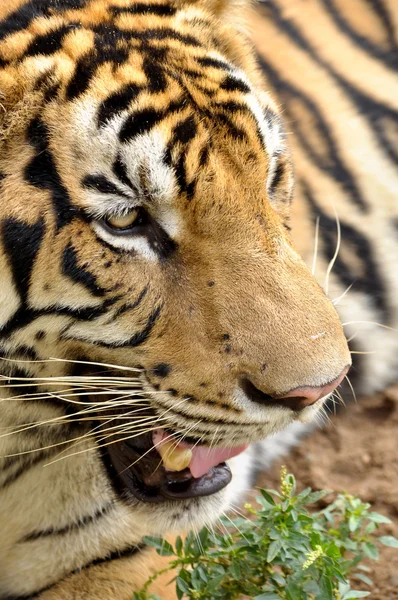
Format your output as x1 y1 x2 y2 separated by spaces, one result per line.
0 0 395 598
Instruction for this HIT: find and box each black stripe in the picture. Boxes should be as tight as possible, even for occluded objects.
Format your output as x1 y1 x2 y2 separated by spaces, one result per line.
158 405 264 430
65 51 97 100
2 217 45 303
92 23 202 47
259 1 398 196
196 56 231 70
257 54 368 211
22 503 114 542
301 179 389 321
0 0 87 42
111 286 149 319
112 3 177 17
0 296 119 338
212 112 247 140
142 55 167 93
3 542 145 600
119 108 166 141
92 304 162 348
220 75 250 94
268 161 285 194
24 23 79 58
66 43 129 100
4 344 39 361
97 85 141 127
118 99 186 142
171 115 197 145
80 542 146 570
62 243 106 297
0 364 39 397
322 0 398 70
112 157 139 194
2 584 54 600
0 446 69 490
24 118 76 229
82 174 130 198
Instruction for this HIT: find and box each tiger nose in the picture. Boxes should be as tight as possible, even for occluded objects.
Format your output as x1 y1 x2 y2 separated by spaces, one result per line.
243 365 349 411
276 365 349 410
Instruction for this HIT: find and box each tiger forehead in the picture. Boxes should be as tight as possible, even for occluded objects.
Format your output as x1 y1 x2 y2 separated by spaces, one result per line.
65 46 283 213
0 0 286 214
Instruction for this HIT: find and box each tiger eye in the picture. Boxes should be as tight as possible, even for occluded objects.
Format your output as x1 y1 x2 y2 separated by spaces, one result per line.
106 209 139 230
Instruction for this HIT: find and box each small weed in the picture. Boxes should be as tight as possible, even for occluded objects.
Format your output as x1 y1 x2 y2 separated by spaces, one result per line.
135 467 398 600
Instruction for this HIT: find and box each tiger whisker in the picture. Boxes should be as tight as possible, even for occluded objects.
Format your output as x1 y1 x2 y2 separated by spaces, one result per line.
43 421 169 466
324 201 341 296
342 321 397 331
344 374 357 404
0 401 154 439
221 511 250 543
0 355 143 374
346 331 359 343
333 389 346 407
48 356 143 373
311 215 320 276
1 416 164 459
332 282 354 305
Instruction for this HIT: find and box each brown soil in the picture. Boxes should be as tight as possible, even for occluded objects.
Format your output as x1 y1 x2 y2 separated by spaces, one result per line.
258 383 398 600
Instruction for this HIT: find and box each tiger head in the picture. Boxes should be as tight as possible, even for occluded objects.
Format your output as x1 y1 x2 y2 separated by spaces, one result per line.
0 0 350 531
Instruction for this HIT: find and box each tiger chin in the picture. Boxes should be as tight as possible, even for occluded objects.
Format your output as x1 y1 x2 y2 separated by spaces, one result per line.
0 0 351 598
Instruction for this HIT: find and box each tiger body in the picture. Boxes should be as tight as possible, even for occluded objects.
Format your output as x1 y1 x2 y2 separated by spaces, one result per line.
252 0 398 395
0 0 395 598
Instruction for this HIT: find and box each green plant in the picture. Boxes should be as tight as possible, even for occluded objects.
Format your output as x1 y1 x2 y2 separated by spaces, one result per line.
134 468 398 600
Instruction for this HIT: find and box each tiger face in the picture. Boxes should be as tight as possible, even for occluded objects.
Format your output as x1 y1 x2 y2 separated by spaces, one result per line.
0 0 350 533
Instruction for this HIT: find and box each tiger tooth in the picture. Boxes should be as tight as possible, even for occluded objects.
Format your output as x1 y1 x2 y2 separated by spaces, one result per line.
157 440 192 472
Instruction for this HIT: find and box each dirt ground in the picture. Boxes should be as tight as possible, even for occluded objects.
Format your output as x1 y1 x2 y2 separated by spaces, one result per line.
258 383 398 599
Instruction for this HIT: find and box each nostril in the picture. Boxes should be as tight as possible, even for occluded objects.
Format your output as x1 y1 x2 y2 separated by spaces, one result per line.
240 378 275 406
240 378 316 411
241 365 350 412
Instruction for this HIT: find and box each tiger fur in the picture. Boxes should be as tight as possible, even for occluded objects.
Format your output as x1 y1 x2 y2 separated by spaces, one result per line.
0 0 395 598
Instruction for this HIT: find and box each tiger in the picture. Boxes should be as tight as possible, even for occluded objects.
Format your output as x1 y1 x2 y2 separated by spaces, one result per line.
0 1 395 599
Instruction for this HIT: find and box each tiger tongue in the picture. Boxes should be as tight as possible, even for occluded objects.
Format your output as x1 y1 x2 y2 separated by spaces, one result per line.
152 429 248 479
188 444 249 478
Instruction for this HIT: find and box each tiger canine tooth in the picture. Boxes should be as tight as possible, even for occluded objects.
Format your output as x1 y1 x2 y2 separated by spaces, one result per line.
157 440 192 472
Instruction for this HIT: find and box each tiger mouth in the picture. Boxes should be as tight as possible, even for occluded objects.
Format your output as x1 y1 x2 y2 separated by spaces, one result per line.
102 427 247 503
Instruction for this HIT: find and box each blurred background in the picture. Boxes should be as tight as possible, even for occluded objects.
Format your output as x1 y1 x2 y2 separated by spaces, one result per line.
248 1 398 597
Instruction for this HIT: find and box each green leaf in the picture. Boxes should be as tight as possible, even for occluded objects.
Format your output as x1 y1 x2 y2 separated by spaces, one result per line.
260 489 276 505
305 490 333 504
326 542 341 559
296 487 312 501
354 573 373 586
349 515 360 532
319 574 334 600
364 521 377 535
342 592 370 599
143 537 175 557
229 562 241 579
176 576 191 594
379 535 398 548
175 536 183 556
254 594 281 600
207 574 225 593
303 580 320 594
267 539 282 562
362 542 379 560
367 512 392 524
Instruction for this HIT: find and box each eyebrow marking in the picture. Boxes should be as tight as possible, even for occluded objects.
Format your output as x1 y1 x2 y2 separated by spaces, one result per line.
112 156 139 195
82 174 131 198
